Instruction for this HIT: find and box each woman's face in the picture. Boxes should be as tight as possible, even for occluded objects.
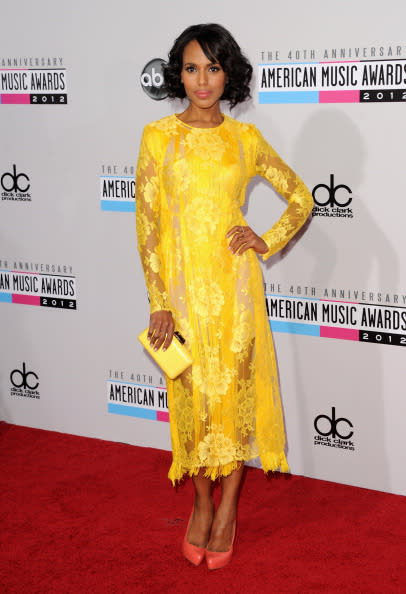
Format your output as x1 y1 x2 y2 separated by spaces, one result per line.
181 39 227 110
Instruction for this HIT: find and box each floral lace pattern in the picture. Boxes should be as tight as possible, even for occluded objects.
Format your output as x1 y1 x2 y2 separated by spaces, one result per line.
136 114 314 484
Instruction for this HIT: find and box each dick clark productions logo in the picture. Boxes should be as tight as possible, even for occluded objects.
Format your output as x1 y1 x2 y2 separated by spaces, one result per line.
1 164 31 201
312 174 353 218
140 58 167 100
10 362 40 399
314 406 355 451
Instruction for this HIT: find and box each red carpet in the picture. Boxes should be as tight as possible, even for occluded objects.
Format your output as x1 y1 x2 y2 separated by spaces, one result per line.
1 422 405 593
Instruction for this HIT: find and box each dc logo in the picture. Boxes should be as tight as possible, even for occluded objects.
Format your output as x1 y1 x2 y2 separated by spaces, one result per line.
140 58 167 101
10 362 39 390
312 174 352 207
1 164 30 193
314 406 354 440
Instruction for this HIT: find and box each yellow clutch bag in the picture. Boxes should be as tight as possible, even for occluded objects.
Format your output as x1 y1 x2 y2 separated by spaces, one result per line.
138 328 192 379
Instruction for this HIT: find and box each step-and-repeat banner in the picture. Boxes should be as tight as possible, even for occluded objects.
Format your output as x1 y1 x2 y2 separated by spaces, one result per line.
1 1 405 495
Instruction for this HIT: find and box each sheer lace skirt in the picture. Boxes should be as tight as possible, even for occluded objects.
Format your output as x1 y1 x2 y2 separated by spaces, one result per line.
165 241 289 484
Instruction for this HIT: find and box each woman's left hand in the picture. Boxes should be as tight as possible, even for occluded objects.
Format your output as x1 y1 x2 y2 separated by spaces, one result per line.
226 225 268 255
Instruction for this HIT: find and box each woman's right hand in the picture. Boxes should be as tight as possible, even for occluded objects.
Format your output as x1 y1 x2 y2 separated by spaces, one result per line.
148 310 174 351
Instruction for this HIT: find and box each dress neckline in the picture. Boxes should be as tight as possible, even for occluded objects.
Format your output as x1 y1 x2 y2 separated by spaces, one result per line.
174 113 226 131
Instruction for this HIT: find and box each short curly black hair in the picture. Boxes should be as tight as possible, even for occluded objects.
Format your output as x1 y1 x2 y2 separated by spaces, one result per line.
163 23 252 109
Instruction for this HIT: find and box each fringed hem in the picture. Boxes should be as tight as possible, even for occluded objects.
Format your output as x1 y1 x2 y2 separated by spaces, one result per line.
261 452 290 475
168 452 289 486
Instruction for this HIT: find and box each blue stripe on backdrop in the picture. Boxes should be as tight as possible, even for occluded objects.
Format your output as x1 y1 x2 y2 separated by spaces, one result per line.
108 402 155 419
270 320 320 336
258 91 319 104
100 201 135 212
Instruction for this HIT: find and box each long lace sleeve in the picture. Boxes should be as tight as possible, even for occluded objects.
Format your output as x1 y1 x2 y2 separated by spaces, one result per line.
253 127 314 261
136 126 169 313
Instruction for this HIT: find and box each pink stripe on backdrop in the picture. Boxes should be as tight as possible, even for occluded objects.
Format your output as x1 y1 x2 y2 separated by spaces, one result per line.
156 411 170 423
319 90 359 103
1 94 30 104
320 326 359 341
12 294 41 306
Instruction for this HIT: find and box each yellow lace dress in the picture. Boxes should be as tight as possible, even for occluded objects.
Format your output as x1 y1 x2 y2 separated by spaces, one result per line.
136 113 313 484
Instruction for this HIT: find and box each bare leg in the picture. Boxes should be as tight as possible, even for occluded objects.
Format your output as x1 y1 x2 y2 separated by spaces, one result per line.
187 470 215 548
207 464 244 552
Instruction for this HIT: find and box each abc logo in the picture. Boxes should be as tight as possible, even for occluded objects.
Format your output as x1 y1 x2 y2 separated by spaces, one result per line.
314 406 354 440
1 164 30 193
140 58 167 101
312 174 352 208
10 362 39 390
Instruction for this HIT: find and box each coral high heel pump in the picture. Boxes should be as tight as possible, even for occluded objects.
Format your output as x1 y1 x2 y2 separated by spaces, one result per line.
182 510 205 566
205 521 236 570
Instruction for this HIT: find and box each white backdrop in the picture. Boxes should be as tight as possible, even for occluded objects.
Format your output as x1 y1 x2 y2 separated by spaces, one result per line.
1 0 405 495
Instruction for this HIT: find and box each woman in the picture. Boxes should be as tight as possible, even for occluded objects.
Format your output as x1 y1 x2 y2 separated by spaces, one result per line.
136 23 313 569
